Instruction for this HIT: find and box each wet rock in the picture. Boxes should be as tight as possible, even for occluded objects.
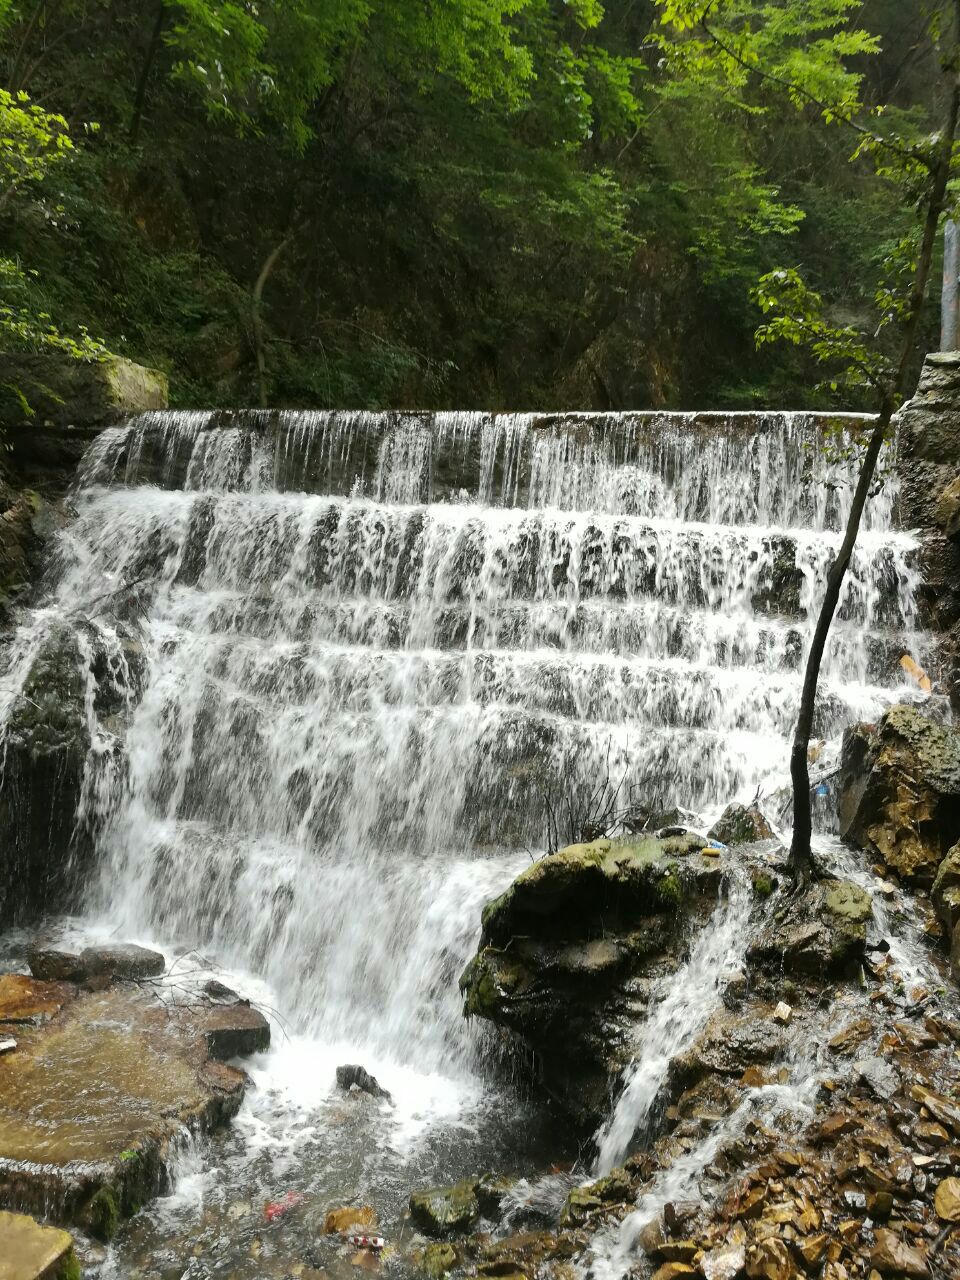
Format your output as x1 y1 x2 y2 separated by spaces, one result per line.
910 1084 960 1137
336 1064 391 1101
936 475 960 541
748 878 871 977
475 1173 516 1220
0 981 249 1236
650 1265 695 1280
79 944 166 981
708 803 774 846
460 835 727 1124
0 1209 80 1279
898 353 960 707
202 979 239 1002
417 1241 460 1279
829 1019 874 1054
745 1238 792 1280
934 1176 960 1222
700 1237 746 1280
324 1205 378 1234
409 1181 480 1237
26 949 85 983
856 1056 901 1102
477 1230 558 1277
671 1010 784 1090
837 706 960 882
0 624 93 923
869 1228 929 1277
194 1002 270 1059
0 974 74 1025
931 843 960 977
560 1169 633 1228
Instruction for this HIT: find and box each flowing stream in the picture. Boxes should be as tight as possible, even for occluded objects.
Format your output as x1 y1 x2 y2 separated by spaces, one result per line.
0 408 934 1275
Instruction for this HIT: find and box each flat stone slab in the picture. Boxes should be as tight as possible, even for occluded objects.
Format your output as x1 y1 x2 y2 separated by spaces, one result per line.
0 976 262 1237
0 1210 78 1279
0 976 72 1026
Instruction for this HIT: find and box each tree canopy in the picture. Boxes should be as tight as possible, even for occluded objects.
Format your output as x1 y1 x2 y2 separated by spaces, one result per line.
0 0 945 409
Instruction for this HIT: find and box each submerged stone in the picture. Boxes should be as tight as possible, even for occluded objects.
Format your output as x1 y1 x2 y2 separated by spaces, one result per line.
324 1205 378 1234
409 1180 480 1236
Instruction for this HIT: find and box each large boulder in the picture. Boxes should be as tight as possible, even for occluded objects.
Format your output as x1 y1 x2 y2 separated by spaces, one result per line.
0 617 145 921
747 878 872 976
459 835 734 1126
708 803 774 846
0 354 168 492
837 705 960 882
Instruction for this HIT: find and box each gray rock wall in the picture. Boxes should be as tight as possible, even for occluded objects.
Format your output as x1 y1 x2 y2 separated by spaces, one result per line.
897 352 960 707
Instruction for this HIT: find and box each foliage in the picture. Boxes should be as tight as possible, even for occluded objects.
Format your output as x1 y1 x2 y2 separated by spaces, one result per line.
0 83 109 385
0 0 944 410
0 87 72 211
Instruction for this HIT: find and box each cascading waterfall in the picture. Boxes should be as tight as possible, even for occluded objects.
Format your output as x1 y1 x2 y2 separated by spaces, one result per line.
593 872 753 1176
0 407 932 1264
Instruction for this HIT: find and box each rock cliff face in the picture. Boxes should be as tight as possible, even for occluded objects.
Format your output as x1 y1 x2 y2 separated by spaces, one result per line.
0 354 165 921
897 352 960 709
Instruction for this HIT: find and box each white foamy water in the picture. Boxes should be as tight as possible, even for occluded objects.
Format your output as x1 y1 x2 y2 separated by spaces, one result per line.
594 873 753 1174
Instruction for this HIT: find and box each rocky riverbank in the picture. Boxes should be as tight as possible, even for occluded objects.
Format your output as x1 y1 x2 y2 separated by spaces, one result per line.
422 706 960 1280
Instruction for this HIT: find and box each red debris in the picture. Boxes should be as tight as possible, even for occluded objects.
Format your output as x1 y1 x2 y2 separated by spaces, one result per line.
348 1234 386 1251
264 1190 305 1222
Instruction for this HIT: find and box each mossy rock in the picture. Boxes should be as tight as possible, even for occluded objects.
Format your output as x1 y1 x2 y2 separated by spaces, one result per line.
708 802 774 846
478 835 707 944
416 1242 461 1279
409 1180 480 1237
83 1185 120 1242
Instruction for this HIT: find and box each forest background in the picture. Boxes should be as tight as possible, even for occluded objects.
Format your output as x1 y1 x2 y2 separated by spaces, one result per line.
0 0 944 411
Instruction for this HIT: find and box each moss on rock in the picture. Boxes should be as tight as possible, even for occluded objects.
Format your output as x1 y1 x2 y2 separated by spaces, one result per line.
409 1180 480 1237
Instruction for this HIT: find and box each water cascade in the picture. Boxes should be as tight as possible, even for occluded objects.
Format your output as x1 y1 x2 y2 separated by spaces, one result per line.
0 408 932 1270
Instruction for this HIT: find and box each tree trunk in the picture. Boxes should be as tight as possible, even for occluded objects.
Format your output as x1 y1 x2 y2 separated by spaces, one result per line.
251 237 293 409
129 3 166 147
788 18 960 882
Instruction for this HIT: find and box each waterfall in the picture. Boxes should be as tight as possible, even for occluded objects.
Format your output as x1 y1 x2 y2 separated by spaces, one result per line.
593 872 753 1175
0 409 927 1063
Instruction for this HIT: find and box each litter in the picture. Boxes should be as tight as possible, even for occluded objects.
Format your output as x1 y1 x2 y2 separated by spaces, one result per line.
814 783 830 798
0 1036 15 1055
264 1191 305 1222
348 1235 386 1252
705 838 728 851
900 653 932 693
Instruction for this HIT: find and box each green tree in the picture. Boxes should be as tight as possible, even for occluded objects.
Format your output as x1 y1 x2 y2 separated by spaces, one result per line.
0 83 107 378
